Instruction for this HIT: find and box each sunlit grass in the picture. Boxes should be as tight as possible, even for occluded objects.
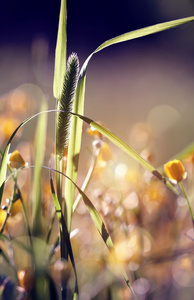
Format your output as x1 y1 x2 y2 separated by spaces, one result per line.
0 1 194 299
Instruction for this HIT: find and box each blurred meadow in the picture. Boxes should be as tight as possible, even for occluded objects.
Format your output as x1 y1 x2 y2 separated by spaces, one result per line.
1 1 194 299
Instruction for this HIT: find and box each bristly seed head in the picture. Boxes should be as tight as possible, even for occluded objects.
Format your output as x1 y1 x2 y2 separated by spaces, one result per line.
56 53 79 159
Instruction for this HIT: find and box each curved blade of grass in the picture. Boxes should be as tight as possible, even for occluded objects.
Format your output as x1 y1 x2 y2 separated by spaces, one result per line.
0 106 182 211
73 144 101 212
65 16 194 232
53 0 67 100
32 100 47 236
73 113 181 197
95 16 194 53
0 109 58 205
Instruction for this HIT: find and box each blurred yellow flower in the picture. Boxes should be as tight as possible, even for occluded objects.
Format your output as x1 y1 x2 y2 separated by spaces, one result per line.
8 150 27 169
0 116 20 143
164 159 187 182
0 209 7 230
17 267 35 291
97 142 114 168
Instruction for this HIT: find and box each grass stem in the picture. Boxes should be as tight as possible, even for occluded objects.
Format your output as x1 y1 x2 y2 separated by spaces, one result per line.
179 181 194 226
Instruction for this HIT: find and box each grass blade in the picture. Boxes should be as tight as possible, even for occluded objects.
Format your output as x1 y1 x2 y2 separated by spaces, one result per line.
95 16 194 53
53 0 67 100
73 113 182 197
65 16 194 232
32 100 48 236
0 110 57 206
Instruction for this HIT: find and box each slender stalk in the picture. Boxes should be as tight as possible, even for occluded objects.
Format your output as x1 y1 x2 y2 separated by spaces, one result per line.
0 204 13 235
0 179 18 234
179 181 194 226
8 177 35 267
19 192 34 256
1 161 36 269
73 142 101 212
46 211 57 244
55 104 69 300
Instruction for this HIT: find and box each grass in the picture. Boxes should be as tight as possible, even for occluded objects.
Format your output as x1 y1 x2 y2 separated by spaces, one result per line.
0 0 194 299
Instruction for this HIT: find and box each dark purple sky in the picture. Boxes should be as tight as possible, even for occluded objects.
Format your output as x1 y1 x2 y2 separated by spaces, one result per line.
1 0 194 56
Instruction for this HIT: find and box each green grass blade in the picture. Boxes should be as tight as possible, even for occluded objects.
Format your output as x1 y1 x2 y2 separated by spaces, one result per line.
53 0 67 100
73 144 100 212
32 100 48 236
0 127 25 205
65 16 194 232
95 16 194 53
73 113 181 197
0 110 57 206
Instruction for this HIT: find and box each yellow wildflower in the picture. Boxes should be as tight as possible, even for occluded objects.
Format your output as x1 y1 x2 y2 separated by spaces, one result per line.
96 141 114 168
17 267 35 291
164 159 187 182
8 150 26 169
0 209 7 230
0 116 20 143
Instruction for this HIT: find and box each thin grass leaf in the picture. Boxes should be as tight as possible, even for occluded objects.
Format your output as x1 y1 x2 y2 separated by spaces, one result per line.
0 109 58 205
53 0 67 100
0 140 22 206
0 107 182 213
32 100 47 236
73 143 101 212
95 16 194 53
65 16 194 232
72 113 182 197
